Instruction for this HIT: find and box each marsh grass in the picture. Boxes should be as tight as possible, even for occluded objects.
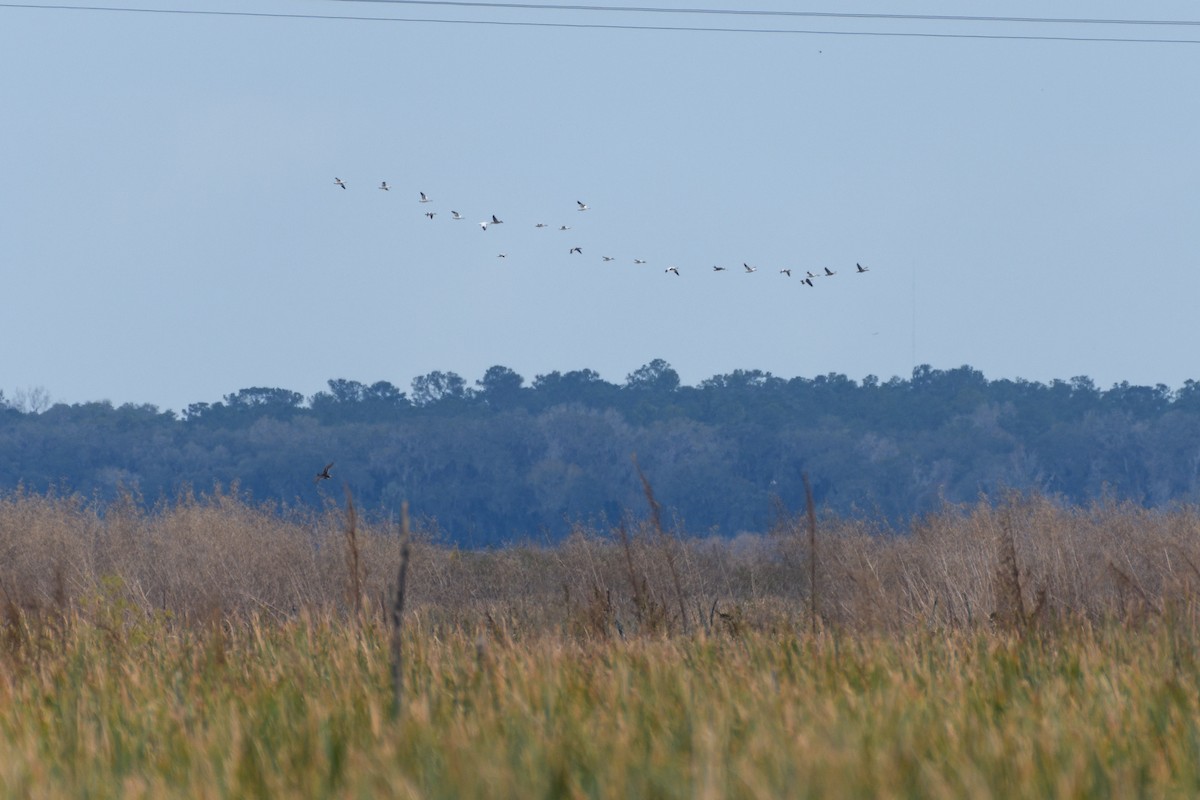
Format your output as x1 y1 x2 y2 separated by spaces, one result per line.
2 611 1200 798
2 488 1200 795
2 487 1200 634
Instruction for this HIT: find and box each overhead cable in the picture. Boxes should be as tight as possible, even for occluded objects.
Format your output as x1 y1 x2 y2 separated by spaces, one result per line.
4 2 1200 43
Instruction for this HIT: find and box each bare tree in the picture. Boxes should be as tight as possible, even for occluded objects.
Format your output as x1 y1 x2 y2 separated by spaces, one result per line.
11 386 52 414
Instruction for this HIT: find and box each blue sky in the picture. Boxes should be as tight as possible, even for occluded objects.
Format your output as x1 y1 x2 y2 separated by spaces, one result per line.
3 1 1199 412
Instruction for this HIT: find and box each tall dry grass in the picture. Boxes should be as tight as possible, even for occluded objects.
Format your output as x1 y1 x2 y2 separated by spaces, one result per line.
4 487 1200 796
1 486 1199 637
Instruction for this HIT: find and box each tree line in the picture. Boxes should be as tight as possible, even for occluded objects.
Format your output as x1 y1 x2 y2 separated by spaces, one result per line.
3 361 1200 545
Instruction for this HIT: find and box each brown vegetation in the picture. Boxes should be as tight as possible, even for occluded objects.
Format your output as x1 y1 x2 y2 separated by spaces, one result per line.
5 485 1200 797
1 485 1199 639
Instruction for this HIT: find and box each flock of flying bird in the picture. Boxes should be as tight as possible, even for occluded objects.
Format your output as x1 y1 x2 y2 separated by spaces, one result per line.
332 177 873 283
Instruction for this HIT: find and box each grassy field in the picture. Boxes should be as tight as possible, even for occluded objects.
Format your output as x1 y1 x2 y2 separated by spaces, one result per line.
1 489 1200 797
2 613 1199 798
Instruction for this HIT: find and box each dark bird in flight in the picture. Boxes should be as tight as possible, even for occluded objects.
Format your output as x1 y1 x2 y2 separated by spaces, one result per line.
379 181 390 191
803 278 814 287
666 266 680 276
314 462 334 484
780 269 792 277
712 265 726 272
569 247 582 254
824 267 836 276
334 177 346 189
856 263 870 273
425 211 436 220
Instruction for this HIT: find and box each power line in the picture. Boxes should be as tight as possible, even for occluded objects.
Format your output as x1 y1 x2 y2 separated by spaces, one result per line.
4 2 1200 43
334 0 1200 29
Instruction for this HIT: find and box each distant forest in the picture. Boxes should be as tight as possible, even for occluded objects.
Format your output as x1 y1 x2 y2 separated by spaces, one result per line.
3 361 1200 545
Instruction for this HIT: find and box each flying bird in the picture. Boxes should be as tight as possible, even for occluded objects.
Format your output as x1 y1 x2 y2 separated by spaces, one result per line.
559 225 571 231
419 192 431 203
334 177 346 189
780 269 792 277
824 267 837 276
634 259 647 264
666 266 680 276
569 247 582 254
856 263 870 273
806 271 819 279
451 211 463 220
314 462 334 484
712 265 727 272
803 278 814 287
535 222 548 228
602 256 615 262
379 181 390 191
480 215 503 231
743 263 757 274
497 253 508 258
577 200 589 211
425 211 436 220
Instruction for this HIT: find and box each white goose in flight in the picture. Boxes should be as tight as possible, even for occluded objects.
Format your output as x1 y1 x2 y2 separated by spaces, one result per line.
451 211 463 220
602 256 615 262
743 263 757 274
334 177 347 189
666 266 680 276
419 191 432 203
780 269 792 277
379 181 390 191
633 259 647 264
577 200 589 211
479 214 504 230
824 267 836 276
712 265 727 272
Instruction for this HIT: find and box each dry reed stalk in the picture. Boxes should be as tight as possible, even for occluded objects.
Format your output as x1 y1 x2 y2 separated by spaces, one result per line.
343 483 363 621
802 472 818 638
633 454 689 634
617 521 648 628
391 501 412 719
993 504 1027 631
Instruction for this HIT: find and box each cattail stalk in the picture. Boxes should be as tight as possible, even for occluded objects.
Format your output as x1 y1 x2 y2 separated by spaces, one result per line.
391 501 412 719
343 483 363 622
633 454 689 635
803 472 818 638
